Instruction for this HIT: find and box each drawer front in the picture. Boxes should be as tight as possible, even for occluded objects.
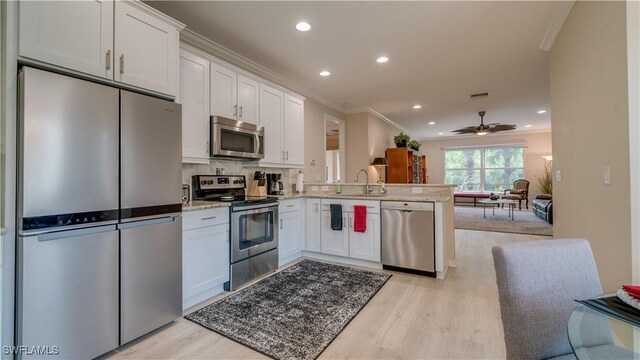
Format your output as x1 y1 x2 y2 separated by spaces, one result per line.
320 199 380 214
279 199 302 213
182 208 229 230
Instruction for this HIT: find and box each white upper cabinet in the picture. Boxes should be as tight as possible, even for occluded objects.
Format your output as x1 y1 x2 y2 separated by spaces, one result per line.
18 0 183 97
19 0 114 79
237 75 260 124
114 1 180 96
259 84 284 164
283 94 305 166
179 48 210 163
210 61 238 119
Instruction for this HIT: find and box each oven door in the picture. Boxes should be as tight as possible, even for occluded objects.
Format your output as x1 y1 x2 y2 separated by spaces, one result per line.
230 203 278 263
211 122 263 159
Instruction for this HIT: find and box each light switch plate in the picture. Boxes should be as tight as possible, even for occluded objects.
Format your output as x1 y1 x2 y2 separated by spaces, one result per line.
556 170 562 182
603 166 611 185
412 187 423 194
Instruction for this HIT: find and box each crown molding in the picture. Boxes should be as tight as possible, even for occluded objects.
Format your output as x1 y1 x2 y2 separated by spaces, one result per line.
125 0 185 30
180 29 344 113
539 1 575 51
368 108 412 135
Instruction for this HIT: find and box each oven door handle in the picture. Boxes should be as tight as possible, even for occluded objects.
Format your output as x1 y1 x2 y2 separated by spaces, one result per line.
232 203 278 212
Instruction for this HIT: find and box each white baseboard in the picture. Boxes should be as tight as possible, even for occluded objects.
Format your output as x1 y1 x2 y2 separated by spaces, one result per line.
448 259 459 268
182 284 226 311
301 251 383 270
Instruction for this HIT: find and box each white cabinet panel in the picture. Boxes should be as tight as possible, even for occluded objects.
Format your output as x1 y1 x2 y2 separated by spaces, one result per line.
283 94 304 166
179 49 210 163
259 84 284 164
278 210 302 266
348 213 381 262
210 61 237 119
305 199 321 252
114 1 179 96
237 75 259 125
19 0 114 79
182 223 229 309
321 212 349 257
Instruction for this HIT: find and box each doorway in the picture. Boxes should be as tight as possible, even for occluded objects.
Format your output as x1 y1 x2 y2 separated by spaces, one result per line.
324 114 345 183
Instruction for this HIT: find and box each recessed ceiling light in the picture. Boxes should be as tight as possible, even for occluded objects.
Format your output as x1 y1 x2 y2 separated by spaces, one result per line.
438 132 444 135
525 124 532 128
319 70 330 77
413 105 422 109
376 56 389 63
428 121 436 125
296 22 311 32
537 110 547 114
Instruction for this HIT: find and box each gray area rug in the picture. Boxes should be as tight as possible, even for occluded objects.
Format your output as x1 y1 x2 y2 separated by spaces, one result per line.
455 205 553 236
185 259 391 360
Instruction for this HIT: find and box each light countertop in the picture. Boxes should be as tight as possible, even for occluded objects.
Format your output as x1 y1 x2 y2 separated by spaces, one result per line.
182 200 231 212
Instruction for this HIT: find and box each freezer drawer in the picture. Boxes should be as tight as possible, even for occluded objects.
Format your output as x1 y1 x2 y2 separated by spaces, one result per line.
120 216 182 345
17 225 119 359
120 90 182 220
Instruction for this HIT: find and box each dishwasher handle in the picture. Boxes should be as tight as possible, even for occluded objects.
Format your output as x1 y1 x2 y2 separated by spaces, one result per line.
380 201 434 211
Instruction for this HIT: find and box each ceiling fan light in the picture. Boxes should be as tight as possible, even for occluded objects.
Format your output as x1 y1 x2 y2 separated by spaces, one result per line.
476 131 488 136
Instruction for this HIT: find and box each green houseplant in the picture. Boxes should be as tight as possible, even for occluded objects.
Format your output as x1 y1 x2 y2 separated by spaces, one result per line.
408 140 421 152
538 162 553 195
394 132 410 148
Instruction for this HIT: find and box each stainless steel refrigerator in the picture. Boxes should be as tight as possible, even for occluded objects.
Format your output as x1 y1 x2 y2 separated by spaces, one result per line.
17 67 182 359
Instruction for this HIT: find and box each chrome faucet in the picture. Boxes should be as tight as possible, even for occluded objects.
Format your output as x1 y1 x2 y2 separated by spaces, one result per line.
354 169 373 195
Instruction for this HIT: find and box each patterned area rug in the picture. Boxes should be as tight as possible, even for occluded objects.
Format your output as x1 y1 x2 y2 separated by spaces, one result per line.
455 205 553 236
185 260 391 360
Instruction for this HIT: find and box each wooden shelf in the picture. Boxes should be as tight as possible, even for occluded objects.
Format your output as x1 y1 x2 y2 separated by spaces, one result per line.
385 148 427 184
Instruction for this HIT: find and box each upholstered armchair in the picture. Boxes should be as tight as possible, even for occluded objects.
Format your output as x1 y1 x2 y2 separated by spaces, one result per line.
503 179 530 210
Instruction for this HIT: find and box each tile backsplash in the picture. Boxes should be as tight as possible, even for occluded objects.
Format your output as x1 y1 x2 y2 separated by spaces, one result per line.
182 159 301 194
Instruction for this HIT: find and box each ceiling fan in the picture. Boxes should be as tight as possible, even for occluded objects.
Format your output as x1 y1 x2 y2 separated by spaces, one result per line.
452 111 517 136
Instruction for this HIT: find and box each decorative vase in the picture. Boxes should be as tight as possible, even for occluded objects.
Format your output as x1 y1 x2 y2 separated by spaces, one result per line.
489 193 499 201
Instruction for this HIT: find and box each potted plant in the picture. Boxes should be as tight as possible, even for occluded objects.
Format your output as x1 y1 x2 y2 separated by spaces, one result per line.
538 162 553 195
408 140 421 152
394 132 410 148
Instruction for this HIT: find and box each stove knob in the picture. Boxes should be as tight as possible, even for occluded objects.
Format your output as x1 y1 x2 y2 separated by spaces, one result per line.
208 180 214 185
201 180 206 185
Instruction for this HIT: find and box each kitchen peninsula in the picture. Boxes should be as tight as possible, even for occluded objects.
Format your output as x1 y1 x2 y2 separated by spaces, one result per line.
181 181 456 308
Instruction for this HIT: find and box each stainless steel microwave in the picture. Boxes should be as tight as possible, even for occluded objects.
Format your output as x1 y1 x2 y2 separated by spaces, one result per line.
210 116 264 160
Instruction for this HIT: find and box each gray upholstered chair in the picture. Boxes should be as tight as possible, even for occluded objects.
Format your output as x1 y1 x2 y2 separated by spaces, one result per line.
492 239 616 359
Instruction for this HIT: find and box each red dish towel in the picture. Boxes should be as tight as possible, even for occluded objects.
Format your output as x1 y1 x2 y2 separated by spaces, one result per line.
623 285 640 299
354 205 367 233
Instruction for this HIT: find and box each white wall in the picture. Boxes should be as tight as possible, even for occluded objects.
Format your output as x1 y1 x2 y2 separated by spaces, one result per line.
550 1 631 292
420 132 552 200
304 99 345 183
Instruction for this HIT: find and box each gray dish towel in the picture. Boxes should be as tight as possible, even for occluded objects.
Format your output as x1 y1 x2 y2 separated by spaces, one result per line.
330 204 342 230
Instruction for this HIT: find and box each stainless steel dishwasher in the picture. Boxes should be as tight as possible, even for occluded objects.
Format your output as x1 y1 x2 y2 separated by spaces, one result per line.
381 201 436 277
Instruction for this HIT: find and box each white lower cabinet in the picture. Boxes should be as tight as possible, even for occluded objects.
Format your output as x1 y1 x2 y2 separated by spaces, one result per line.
305 199 321 252
278 199 303 266
182 208 229 310
313 199 381 263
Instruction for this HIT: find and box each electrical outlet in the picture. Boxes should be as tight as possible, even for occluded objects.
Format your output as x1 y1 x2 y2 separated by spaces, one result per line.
556 170 562 182
412 187 423 194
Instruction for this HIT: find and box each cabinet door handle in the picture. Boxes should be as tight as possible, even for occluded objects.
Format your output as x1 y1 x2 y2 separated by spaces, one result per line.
282 150 285 160
286 151 289 160
239 106 243 117
119 54 124 74
105 50 111 70
350 217 354 229
280 219 283 230
234 104 238 116
315 203 319 213
201 216 217 221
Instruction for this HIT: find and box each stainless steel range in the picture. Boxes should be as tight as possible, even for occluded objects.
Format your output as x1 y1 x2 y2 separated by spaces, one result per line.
192 175 279 291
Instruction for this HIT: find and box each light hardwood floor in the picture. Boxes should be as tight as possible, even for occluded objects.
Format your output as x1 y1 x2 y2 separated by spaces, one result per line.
106 230 551 360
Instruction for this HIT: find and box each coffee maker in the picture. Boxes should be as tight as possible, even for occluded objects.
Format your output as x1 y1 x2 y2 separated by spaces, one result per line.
266 173 284 195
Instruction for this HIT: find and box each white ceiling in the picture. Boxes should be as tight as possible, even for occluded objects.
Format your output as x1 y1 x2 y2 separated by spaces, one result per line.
147 1 559 140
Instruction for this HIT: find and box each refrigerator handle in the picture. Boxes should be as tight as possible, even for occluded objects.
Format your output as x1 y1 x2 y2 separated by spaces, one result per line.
36 224 117 241
117 216 177 230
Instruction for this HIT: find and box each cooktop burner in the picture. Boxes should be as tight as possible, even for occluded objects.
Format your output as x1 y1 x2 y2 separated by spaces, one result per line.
191 175 278 207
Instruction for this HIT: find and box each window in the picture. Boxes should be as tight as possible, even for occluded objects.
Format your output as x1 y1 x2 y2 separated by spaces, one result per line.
445 146 524 192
